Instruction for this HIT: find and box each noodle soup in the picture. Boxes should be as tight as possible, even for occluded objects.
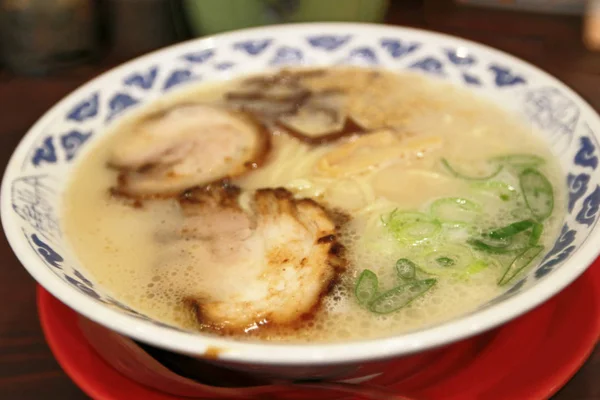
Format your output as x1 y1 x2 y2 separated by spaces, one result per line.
63 67 565 343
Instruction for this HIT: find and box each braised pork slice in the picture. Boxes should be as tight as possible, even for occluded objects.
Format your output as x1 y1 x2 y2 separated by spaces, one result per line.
225 69 372 145
178 183 346 334
108 104 270 198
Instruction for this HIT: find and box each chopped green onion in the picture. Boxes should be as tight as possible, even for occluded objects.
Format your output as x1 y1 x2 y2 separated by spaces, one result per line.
492 154 545 169
529 223 544 246
440 221 478 243
442 158 503 181
465 260 489 275
430 197 481 224
486 220 535 239
383 210 428 227
519 168 554 221
398 220 441 240
510 206 532 220
471 181 518 202
470 222 542 255
355 269 379 305
436 257 455 267
369 279 437 314
468 238 517 254
384 210 441 242
441 221 476 230
395 258 417 281
498 245 544 285
420 245 476 276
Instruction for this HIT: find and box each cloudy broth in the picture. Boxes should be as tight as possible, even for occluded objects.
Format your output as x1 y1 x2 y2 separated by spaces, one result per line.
63 68 565 343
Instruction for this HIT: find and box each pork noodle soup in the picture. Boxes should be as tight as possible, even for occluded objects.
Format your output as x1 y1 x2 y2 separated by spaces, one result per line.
63 67 565 343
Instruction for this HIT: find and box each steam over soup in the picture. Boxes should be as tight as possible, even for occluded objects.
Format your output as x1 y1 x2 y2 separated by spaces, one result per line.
63 68 565 342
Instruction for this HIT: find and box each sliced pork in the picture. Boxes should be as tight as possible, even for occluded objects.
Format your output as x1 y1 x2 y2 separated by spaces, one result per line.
108 104 270 198
176 183 346 334
225 69 371 145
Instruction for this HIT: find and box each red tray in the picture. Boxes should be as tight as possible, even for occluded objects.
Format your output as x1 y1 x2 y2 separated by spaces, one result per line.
38 259 600 400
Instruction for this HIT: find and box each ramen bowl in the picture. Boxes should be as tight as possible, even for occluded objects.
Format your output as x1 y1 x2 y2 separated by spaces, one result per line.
3 23 600 385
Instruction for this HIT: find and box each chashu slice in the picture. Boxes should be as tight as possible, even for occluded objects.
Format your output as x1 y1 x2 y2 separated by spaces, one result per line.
178 183 346 334
109 104 270 198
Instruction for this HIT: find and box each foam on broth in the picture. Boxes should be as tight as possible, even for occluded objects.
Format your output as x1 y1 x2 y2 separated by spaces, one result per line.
63 68 565 342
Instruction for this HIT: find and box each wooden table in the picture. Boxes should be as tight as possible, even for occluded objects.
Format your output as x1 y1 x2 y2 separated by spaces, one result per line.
1 1 599 398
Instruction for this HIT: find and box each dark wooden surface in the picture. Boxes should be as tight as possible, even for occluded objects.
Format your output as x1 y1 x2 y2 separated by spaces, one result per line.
1 1 599 399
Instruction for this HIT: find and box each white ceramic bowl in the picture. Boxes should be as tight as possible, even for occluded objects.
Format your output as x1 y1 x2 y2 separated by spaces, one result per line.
3 23 600 379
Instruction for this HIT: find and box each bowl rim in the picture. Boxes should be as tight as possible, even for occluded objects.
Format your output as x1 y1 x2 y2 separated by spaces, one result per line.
3 22 600 365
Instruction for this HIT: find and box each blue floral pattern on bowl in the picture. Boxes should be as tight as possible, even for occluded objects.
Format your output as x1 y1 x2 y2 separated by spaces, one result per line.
3 24 600 343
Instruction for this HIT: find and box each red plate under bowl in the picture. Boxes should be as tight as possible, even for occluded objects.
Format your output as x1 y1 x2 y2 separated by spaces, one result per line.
39 259 600 399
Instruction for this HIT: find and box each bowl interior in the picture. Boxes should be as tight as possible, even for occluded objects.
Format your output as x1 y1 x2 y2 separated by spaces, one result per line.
3 23 600 364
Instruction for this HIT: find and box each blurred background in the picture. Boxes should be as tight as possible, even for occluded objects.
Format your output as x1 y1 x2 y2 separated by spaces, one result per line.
0 0 597 76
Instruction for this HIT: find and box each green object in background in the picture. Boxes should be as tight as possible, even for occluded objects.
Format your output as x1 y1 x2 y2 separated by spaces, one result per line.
182 0 389 36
